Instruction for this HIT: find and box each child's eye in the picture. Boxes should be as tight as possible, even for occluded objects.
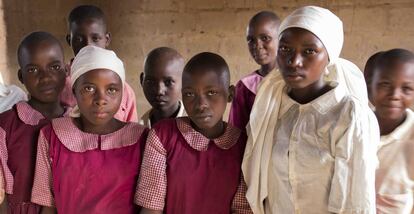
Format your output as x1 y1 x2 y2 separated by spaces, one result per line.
165 80 174 87
84 86 95 92
107 88 118 94
92 36 100 43
279 46 290 53
50 64 61 71
304 49 316 55
73 36 83 43
27 67 39 73
183 92 195 97
207 91 218 96
403 86 414 93
260 35 271 42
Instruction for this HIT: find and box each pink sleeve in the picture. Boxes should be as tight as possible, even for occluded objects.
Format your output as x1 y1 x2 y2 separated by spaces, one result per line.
0 127 13 194
31 129 55 207
114 82 138 122
59 75 77 107
228 81 253 131
134 129 167 210
231 175 253 214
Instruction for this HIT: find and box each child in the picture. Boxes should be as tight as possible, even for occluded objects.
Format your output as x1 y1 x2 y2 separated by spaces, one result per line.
31 46 148 214
228 11 280 131
242 6 379 213
364 51 384 105
0 31 69 213
139 47 185 127
0 83 27 113
60 4 138 122
370 49 414 213
135 52 252 214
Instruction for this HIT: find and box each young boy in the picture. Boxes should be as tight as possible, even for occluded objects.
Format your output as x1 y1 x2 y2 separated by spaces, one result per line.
139 47 185 127
364 51 384 105
0 83 27 113
0 31 69 213
228 11 280 131
60 4 138 122
135 52 252 214
369 49 414 213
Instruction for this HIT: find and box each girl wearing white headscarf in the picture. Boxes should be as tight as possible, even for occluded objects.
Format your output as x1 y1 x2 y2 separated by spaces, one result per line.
242 6 379 214
31 46 149 214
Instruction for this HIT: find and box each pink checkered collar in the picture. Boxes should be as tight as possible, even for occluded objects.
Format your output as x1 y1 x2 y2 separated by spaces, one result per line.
176 117 241 151
16 101 71 126
52 117 147 152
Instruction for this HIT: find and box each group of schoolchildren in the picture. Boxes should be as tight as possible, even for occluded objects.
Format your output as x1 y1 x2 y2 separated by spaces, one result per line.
0 3 412 214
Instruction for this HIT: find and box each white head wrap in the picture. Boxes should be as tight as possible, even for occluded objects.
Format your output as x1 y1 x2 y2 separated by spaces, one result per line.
242 6 370 213
70 45 125 117
70 45 125 88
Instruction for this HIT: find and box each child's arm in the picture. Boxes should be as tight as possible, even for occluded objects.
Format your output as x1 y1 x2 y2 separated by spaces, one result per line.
140 208 163 214
134 129 167 212
0 195 6 213
40 206 57 214
231 175 253 214
31 128 56 208
328 106 379 214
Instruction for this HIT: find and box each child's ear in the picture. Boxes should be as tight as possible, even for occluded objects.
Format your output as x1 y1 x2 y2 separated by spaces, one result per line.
227 85 235 103
105 32 111 48
66 34 71 46
140 73 144 86
18 69 24 84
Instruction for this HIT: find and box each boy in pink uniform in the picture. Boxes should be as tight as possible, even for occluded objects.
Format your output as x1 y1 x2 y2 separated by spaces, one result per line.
228 11 280 131
31 46 149 214
60 5 138 122
135 52 252 214
0 32 70 213
369 49 414 214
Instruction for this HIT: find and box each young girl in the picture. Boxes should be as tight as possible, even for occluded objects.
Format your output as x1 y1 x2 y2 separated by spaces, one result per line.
31 46 149 214
242 6 379 214
0 31 69 214
135 52 252 214
369 49 414 214
228 11 280 131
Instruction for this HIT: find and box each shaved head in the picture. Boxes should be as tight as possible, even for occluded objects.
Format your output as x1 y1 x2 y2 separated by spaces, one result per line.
144 47 184 74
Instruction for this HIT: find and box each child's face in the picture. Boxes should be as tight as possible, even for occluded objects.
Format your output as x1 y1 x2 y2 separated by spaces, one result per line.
18 42 67 103
141 59 182 113
371 62 414 121
182 69 232 132
247 19 278 66
67 18 110 56
277 28 329 89
73 69 122 126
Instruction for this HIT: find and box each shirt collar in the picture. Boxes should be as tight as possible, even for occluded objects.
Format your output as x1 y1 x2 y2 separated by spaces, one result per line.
140 100 186 128
16 102 72 125
0 84 10 97
53 117 147 152
380 108 414 147
279 81 345 118
176 117 241 151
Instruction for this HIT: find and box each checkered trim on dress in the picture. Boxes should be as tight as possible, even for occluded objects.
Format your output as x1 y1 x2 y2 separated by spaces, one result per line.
0 128 13 194
134 129 167 210
31 130 55 207
52 117 147 152
176 117 241 151
231 174 253 213
16 102 45 125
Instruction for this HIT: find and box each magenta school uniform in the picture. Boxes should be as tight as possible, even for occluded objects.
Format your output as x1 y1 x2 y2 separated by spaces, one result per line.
0 102 70 214
135 117 252 214
31 117 148 214
228 71 263 131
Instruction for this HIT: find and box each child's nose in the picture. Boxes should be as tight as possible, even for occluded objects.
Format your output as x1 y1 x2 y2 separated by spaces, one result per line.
195 95 208 110
389 88 403 100
156 82 167 95
94 90 108 106
288 53 303 67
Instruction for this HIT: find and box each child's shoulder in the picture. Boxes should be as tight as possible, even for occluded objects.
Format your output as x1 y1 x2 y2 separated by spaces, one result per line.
151 117 181 132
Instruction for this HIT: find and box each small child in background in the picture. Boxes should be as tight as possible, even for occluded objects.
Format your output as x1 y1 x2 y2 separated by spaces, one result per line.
139 47 185 127
60 4 138 122
369 49 414 214
364 51 384 105
135 52 252 214
31 46 148 214
0 31 69 213
0 83 27 113
228 11 280 131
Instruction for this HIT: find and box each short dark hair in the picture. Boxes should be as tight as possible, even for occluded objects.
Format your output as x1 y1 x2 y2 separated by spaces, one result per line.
144 47 184 74
68 5 106 27
249 11 281 27
183 52 230 86
364 51 384 86
375 48 414 74
17 31 63 66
